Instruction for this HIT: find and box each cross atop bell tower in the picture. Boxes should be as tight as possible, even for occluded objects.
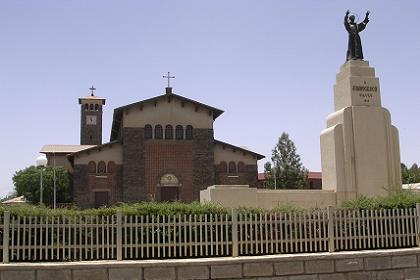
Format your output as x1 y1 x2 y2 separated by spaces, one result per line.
163 72 175 95
89 85 96 96
78 85 106 145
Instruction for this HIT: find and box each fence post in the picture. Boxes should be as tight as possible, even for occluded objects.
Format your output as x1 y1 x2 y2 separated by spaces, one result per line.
416 204 420 247
116 211 122 261
2 211 10 263
231 208 238 257
327 206 335 253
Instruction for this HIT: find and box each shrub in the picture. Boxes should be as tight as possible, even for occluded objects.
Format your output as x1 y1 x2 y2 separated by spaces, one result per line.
342 191 420 210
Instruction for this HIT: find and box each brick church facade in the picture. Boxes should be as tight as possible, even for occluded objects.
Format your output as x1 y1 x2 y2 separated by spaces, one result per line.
41 86 264 208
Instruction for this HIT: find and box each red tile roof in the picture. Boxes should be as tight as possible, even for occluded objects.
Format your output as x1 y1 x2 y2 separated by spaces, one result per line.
308 171 322 180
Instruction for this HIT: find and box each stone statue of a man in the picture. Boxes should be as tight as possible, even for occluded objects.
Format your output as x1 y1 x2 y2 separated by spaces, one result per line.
344 10 370 61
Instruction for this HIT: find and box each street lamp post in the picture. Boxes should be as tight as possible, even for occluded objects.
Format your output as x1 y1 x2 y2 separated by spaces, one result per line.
36 155 48 205
53 152 56 209
273 165 277 190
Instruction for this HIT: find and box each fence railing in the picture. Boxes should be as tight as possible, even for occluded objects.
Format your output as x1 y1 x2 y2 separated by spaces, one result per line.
1 205 420 263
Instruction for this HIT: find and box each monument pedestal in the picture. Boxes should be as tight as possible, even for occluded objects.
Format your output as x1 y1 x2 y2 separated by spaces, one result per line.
320 60 401 204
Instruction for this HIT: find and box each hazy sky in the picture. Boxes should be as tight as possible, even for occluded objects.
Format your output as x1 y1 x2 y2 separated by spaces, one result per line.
1 0 419 197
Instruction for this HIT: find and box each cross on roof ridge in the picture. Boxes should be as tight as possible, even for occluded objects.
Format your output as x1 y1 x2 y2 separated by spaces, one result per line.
163 72 175 88
89 85 96 96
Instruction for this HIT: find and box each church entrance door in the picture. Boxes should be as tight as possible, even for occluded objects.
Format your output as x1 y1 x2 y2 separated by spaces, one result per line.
158 173 181 202
160 187 179 202
94 191 109 207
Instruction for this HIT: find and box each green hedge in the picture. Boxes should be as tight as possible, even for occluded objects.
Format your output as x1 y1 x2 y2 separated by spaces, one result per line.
342 191 420 210
1 191 419 217
0 202 230 217
0 201 310 217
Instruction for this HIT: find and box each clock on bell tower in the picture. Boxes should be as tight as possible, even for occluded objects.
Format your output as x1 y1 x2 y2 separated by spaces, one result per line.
79 86 106 145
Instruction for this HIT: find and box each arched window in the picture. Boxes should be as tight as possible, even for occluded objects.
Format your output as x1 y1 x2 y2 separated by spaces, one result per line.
165 125 173 140
88 161 96 173
85 104 89 110
155 125 163 139
175 125 184 140
228 161 237 174
107 161 116 173
186 125 193 140
97 161 106 173
89 104 94 110
144 124 152 139
238 161 245 172
219 161 227 173
95 104 99 111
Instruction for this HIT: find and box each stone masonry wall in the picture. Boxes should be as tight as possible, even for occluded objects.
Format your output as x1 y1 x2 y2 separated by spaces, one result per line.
192 128 215 201
3 248 420 280
122 127 146 202
72 165 89 208
72 164 123 208
215 164 258 188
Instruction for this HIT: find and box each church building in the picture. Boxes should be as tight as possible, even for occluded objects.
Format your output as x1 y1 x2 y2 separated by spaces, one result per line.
41 83 264 208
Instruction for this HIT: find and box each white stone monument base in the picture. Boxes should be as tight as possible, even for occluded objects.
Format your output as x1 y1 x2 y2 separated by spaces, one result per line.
320 60 401 204
200 185 337 209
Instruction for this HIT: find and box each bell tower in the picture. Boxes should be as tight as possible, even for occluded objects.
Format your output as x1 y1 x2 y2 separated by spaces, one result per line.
79 86 106 145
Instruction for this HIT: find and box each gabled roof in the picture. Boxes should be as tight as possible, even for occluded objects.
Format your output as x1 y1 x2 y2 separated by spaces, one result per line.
215 140 265 160
110 93 224 141
40 144 95 154
67 140 120 157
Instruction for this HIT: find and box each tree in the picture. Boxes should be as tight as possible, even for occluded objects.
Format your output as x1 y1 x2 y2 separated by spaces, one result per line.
264 132 308 189
12 165 71 205
401 163 420 184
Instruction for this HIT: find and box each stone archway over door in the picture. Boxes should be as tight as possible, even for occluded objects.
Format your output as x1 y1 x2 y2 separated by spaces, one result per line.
158 174 181 202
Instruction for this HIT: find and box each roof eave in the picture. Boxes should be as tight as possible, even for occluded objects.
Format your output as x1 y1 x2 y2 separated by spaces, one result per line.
215 139 265 160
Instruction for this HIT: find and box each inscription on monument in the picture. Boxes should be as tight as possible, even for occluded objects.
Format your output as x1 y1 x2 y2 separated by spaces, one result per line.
352 82 377 103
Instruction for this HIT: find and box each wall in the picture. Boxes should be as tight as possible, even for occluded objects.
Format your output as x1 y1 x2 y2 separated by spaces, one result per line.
73 143 123 165
72 165 123 208
123 96 214 129
2 248 420 280
46 153 73 171
215 164 258 188
144 140 193 201
213 143 257 165
200 185 337 209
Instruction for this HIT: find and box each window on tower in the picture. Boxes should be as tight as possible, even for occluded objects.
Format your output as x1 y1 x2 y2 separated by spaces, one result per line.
85 104 89 110
165 125 173 140
90 104 94 110
175 125 184 140
95 104 99 111
155 125 163 139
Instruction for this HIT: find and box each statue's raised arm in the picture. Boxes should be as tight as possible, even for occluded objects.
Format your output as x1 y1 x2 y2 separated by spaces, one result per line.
344 10 351 32
345 10 370 61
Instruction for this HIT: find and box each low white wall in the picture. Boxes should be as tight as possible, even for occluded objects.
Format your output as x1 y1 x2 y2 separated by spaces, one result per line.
2 248 420 280
200 185 337 209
